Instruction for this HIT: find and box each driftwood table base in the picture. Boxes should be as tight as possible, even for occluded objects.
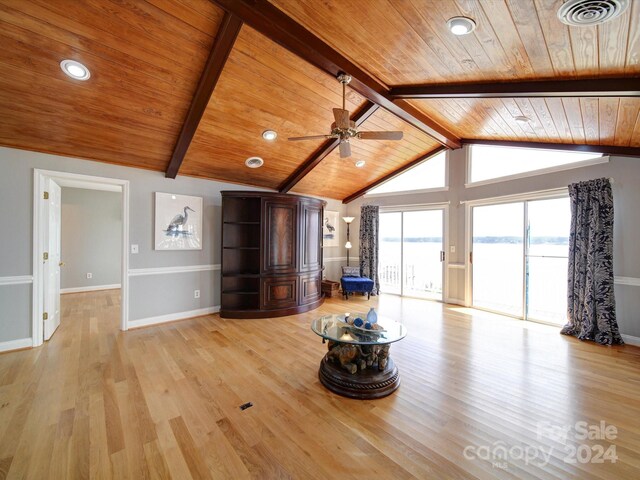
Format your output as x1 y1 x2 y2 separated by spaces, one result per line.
318 354 400 399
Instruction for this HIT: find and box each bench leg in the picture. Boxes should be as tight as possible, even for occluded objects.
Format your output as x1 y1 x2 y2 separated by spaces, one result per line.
367 292 371 300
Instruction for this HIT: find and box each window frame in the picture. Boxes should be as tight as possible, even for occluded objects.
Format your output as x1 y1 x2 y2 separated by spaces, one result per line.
465 145 609 188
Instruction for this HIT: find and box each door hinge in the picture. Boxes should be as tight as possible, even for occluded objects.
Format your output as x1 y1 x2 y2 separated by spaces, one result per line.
43 252 49 261
440 251 445 262
470 252 473 264
43 191 49 200
43 312 48 320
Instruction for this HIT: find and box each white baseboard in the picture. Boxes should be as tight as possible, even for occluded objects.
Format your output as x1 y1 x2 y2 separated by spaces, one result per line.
622 334 640 347
128 306 220 329
0 337 32 353
61 284 121 294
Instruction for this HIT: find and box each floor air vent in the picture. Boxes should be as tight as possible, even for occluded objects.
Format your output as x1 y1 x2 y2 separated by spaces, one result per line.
557 0 629 26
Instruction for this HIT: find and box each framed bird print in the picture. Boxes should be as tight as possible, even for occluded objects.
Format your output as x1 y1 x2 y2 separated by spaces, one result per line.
322 210 339 247
154 192 203 250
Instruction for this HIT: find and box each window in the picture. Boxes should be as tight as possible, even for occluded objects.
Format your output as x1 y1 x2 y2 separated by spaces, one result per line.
366 150 446 195
468 145 605 185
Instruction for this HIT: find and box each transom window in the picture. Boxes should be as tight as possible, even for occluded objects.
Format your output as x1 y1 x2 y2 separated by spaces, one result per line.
367 150 446 195
468 145 604 186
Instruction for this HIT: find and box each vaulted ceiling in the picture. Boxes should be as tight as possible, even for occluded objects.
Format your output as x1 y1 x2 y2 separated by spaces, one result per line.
0 0 638 201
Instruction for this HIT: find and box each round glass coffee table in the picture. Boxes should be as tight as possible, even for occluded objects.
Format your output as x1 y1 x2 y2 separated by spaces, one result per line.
311 313 407 399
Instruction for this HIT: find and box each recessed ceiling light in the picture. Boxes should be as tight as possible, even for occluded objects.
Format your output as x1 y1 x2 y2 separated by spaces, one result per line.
60 59 91 81
245 156 264 168
447 16 476 35
514 116 532 125
355 160 365 168
262 130 278 141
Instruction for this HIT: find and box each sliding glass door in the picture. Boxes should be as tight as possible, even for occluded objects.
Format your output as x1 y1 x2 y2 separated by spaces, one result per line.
471 196 570 324
379 208 444 300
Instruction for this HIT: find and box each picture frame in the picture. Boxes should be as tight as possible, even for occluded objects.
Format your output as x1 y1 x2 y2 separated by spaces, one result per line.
323 210 339 247
154 192 203 250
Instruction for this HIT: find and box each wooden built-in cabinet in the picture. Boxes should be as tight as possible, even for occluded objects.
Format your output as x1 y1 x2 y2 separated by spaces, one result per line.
221 191 325 318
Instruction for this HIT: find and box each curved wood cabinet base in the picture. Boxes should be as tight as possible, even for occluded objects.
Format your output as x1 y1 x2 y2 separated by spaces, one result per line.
318 356 400 399
221 297 324 319
221 191 326 319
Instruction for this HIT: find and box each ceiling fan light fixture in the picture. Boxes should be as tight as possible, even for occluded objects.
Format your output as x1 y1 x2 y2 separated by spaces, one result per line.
245 156 264 168
355 160 366 168
262 130 277 141
60 59 91 80
447 17 476 35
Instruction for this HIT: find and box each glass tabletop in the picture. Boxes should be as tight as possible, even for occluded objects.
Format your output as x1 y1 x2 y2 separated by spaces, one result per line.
311 313 407 345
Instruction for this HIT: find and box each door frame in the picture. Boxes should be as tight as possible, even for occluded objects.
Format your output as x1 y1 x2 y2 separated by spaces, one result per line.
33 169 130 346
463 187 568 311
379 203 449 301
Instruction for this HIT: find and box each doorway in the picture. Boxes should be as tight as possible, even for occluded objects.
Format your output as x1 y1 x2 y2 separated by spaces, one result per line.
33 170 130 346
470 194 570 325
379 206 447 300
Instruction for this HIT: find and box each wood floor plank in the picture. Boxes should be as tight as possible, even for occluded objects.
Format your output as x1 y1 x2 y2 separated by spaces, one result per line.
0 290 639 479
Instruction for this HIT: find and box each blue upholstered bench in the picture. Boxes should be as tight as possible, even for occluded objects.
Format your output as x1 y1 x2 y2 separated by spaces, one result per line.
340 266 374 300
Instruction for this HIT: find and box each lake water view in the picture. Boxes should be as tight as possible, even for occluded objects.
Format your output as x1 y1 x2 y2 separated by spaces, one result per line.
379 238 568 325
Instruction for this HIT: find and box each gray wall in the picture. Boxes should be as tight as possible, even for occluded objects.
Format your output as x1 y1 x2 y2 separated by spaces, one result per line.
346 148 640 338
0 146 343 343
61 188 122 290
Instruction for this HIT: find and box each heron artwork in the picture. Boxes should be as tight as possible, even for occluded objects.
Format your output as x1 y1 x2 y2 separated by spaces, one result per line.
165 206 195 237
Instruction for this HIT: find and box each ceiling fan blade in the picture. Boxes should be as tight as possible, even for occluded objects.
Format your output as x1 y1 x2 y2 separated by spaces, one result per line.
333 108 351 130
358 131 404 140
339 140 351 158
288 135 335 141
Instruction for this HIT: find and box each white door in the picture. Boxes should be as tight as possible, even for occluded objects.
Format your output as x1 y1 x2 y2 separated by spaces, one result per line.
43 179 62 340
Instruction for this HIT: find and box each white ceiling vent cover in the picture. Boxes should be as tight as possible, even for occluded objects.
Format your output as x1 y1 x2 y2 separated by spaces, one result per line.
245 156 264 168
557 0 629 26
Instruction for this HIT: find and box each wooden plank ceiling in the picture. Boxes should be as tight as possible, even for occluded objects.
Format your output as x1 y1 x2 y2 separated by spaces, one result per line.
0 0 223 171
0 0 638 201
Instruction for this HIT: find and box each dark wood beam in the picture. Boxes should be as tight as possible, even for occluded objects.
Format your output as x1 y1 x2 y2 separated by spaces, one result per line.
342 146 447 204
209 0 460 149
166 13 243 178
278 102 379 193
461 139 640 157
389 78 640 99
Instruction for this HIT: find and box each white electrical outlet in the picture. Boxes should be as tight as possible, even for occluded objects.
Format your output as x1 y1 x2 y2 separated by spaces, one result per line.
131 244 139 254
86 273 93 279
450 246 456 253
194 290 200 299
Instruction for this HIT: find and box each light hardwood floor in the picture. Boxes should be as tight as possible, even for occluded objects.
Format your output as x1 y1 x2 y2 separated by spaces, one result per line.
1 290 639 479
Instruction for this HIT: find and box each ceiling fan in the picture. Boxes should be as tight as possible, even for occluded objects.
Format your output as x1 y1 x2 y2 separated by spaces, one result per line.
287 73 403 158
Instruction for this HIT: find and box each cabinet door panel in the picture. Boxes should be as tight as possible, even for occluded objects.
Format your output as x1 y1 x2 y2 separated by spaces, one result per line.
261 276 298 309
300 272 322 304
300 201 323 271
263 200 297 274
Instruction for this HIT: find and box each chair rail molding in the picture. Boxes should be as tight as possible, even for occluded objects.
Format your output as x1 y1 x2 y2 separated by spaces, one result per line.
0 275 33 286
128 264 221 277
614 276 640 287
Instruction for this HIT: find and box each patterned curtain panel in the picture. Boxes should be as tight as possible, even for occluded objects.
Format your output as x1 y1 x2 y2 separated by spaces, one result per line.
561 178 623 345
359 205 380 295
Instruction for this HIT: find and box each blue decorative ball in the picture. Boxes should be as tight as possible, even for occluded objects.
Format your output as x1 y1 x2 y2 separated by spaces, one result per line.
353 317 364 327
364 322 372 329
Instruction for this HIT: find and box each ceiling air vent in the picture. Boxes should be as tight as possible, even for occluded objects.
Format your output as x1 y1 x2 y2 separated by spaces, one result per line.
245 156 264 168
557 0 629 27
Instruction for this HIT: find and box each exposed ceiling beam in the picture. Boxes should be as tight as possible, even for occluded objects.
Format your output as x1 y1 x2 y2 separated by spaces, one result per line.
278 102 379 193
209 0 460 149
342 146 447 204
461 139 640 157
389 78 640 99
165 13 243 179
